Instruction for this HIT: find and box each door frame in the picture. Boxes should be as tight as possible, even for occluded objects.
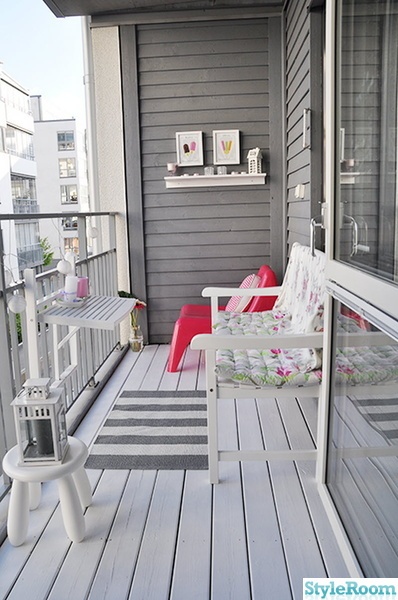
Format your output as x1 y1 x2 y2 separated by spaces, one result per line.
316 0 398 576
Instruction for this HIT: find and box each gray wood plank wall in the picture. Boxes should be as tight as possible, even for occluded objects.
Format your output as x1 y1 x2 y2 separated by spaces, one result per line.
122 18 283 343
285 0 323 256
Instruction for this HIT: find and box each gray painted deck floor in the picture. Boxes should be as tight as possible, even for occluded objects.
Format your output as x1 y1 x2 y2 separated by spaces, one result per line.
0 344 350 600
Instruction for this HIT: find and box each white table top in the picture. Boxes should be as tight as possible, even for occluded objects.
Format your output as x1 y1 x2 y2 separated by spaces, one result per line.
38 295 137 331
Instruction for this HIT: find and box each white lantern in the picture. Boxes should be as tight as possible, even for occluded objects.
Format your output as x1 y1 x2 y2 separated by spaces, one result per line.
247 147 263 174
12 379 69 466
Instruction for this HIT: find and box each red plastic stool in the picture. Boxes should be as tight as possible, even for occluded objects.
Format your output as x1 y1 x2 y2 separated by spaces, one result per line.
167 265 278 372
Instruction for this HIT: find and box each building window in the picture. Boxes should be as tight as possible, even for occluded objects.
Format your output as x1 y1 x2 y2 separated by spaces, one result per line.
62 216 78 230
64 238 79 255
59 158 76 178
5 126 34 160
11 176 37 200
58 131 75 150
61 184 78 204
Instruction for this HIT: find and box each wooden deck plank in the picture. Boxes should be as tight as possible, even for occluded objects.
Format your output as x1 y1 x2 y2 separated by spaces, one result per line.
86 470 156 600
297 397 318 443
237 398 292 599
140 345 170 390
278 397 350 577
212 398 251 600
178 347 203 390
0 481 62 600
257 397 327 599
0 467 100 600
6 495 75 600
122 345 159 390
47 470 130 600
128 470 185 600
170 470 212 600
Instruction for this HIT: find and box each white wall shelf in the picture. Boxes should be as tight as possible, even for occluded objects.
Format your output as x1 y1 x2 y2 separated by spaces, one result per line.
164 173 266 188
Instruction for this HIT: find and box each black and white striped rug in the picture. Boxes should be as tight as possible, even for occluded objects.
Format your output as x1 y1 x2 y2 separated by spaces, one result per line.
85 391 208 470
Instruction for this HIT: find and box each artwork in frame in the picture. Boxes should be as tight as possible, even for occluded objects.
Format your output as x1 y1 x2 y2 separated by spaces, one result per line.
176 131 204 166
213 130 240 165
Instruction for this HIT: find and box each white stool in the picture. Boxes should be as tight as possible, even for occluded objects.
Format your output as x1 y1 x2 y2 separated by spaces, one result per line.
2 436 92 546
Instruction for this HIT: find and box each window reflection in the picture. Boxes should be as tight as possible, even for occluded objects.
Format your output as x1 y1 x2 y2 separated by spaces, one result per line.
336 0 398 283
327 298 398 576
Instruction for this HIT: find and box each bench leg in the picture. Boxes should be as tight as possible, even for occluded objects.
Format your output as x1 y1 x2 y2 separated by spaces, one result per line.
57 474 85 543
8 480 29 546
72 466 92 509
206 350 219 484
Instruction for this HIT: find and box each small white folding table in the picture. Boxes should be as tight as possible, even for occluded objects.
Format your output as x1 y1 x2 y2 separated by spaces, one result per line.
26 291 137 380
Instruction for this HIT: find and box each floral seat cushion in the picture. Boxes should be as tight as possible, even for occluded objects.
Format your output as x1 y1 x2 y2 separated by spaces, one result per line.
214 311 398 388
212 244 398 388
214 310 323 387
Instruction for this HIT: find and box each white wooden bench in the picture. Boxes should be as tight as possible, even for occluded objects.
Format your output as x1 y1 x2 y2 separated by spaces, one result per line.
191 243 398 483
191 243 325 483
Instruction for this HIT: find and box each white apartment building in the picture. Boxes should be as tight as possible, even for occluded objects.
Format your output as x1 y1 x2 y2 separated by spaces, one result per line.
0 65 42 281
31 95 89 261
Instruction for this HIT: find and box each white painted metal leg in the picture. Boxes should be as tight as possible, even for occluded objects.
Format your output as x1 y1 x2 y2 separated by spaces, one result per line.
57 474 85 543
8 480 29 546
29 481 41 510
206 349 219 484
72 466 92 508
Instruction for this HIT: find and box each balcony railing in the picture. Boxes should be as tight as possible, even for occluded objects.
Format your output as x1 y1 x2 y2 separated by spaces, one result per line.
17 243 43 268
0 211 123 499
13 199 40 214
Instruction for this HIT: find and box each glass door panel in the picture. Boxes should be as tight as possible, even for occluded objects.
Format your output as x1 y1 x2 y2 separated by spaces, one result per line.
325 0 398 576
335 0 398 282
326 292 398 576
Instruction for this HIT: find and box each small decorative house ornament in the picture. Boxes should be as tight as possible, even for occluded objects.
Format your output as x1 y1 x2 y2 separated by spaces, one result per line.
12 378 69 466
247 148 263 174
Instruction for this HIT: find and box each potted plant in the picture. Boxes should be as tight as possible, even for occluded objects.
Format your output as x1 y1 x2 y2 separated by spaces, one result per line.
118 290 146 351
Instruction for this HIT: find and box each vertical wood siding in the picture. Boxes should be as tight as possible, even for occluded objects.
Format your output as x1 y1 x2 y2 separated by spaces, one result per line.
131 19 279 343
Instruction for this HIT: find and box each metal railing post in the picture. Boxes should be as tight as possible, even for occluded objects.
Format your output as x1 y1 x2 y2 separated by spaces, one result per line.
0 227 17 459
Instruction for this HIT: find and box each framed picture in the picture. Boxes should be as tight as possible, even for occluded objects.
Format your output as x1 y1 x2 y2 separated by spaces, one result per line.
176 131 204 166
213 130 240 165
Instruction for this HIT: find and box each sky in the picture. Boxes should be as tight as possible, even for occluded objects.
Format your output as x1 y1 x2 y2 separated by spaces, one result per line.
0 0 86 126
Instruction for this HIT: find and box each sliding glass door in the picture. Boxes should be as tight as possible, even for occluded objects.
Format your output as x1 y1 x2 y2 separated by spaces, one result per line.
325 0 398 576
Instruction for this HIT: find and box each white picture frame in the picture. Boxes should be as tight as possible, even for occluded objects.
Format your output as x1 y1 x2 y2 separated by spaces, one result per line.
176 131 204 166
213 129 240 165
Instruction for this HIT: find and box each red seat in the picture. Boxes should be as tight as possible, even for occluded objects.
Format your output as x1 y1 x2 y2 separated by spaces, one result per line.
167 265 278 372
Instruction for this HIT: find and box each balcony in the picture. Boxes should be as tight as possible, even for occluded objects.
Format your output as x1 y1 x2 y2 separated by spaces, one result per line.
16 242 43 269
0 210 359 593
13 199 40 214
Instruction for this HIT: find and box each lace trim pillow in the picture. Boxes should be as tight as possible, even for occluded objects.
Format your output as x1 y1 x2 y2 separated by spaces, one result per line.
225 274 261 313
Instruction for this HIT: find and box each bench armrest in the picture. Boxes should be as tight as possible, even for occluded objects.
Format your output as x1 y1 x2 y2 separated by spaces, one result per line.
191 332 324 351
191 330 393 351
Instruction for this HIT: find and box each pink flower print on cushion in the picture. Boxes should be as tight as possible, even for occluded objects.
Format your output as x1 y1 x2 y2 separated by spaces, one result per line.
336 365 355 375
276 366 292 378
274 311 286 319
